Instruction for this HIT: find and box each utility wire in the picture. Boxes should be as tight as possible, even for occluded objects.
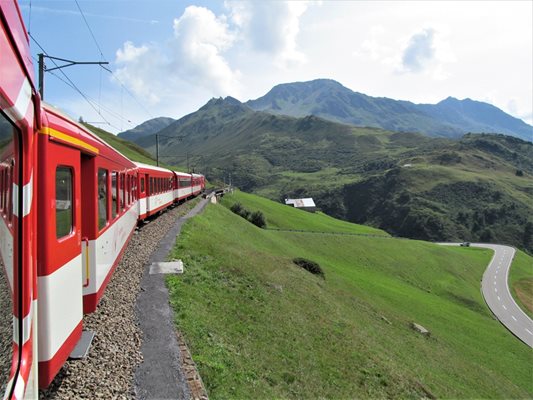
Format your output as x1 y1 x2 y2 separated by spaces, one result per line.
45 68 132 127
74 0 155 120
74 0 105 60
28 34 120 130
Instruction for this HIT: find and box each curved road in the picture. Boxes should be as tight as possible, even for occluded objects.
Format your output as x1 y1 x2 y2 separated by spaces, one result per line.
441 243 533 347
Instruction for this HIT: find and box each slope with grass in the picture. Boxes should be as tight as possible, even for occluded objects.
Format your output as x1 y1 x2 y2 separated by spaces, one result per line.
508 250 533 319
167 192 533 399
82 123 178 169
125 95 533 253
221 190 388 236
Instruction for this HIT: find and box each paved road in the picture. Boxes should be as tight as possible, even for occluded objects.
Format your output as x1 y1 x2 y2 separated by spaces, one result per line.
441 243 533 347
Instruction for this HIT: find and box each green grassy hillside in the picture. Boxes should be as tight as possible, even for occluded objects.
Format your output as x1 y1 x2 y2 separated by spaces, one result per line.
126 95 533 253
167 192 533 399
220 190 388 236
82 123 160 166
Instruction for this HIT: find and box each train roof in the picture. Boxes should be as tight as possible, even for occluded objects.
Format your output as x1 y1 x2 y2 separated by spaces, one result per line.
133 161 174 173
42 104 135 167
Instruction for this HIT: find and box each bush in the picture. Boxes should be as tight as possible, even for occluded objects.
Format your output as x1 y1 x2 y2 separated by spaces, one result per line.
230 202 265 228
230 202 243 215
293 257 324 278
249 211 266 228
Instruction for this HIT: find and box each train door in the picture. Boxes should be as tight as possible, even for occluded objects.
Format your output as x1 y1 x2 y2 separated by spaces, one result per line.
138 173 147 218
37 142 83 387
0 112 23 399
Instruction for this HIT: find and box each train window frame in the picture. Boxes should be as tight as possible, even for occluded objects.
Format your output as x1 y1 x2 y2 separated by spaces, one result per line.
97 168 108 231
111 171 118 219
141 177 145 193
55 166 74 239
0 168 4 212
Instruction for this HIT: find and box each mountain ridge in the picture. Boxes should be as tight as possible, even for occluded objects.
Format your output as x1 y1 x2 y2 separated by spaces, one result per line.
246 79 532 141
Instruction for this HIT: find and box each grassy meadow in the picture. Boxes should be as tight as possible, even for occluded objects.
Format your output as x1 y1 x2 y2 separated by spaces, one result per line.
167 192 533 399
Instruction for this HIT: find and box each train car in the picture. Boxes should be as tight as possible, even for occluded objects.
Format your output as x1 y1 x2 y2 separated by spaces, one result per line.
173 171 193 202
36 105 140 386
135 162 174 220
191 173 205 196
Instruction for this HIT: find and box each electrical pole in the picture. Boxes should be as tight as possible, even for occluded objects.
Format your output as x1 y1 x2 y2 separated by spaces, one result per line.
37 53 109 100
38 53 45 99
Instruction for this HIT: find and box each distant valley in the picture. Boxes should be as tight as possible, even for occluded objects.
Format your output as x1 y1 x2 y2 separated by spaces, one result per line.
117 80 533 253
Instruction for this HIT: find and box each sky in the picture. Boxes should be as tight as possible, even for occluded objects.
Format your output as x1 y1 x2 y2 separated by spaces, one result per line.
18 0 533 134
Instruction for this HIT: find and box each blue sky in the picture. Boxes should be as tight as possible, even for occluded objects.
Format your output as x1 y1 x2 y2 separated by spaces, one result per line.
19 1 533 134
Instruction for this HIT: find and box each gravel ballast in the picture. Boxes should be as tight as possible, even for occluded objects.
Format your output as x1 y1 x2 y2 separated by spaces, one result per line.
40 200 201 399
1 261 12 394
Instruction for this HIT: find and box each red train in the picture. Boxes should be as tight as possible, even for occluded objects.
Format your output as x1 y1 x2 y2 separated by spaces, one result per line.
0 2 205 398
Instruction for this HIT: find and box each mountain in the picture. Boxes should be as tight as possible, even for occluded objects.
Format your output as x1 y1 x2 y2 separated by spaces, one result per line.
246 79 532 141
118 116 175 142
128 96 533 253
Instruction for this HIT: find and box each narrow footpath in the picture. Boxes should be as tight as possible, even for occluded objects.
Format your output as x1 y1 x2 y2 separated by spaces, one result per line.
134 197 209 400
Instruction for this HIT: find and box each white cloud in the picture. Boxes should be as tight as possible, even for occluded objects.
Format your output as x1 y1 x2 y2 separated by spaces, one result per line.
396 26 455 80
114 6 240 105
114 42 164 104
170 6 240 94
401 28 436 73
225 1 309 66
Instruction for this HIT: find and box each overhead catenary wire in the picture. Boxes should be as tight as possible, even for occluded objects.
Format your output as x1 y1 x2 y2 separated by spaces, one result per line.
31 54 134 130
28 33 119 129
74 1 155 120
45 68 131 128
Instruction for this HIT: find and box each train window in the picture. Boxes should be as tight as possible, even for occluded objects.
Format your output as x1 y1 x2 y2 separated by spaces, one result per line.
0 111 16 391
56 166 73 238
141 178 145 193
111 172 118 218
149 178 153 195
119 173 124 211
126 175 130 206
98 169 108 230
0 168 3 211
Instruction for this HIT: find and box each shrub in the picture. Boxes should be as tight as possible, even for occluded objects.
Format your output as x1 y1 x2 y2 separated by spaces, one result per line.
293 257 324 278
249 211 266 228
230 202 243 215
230 202 265 228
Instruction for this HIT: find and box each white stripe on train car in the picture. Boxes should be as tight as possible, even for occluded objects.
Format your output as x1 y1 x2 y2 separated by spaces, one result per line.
146 192 173 213
38 254 83 362
13 299 35 346
3 78 32 123
13 374 25 400
0 215 14 291
175 188 192 199
12 173 33 218
83 205 138 296
139 197 147 217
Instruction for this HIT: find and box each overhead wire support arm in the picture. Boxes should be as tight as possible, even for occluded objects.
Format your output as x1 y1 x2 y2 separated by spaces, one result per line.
38 53 109 99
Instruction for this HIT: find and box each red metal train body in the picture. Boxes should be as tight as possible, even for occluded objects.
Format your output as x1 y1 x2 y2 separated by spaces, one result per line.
0 2 205 397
